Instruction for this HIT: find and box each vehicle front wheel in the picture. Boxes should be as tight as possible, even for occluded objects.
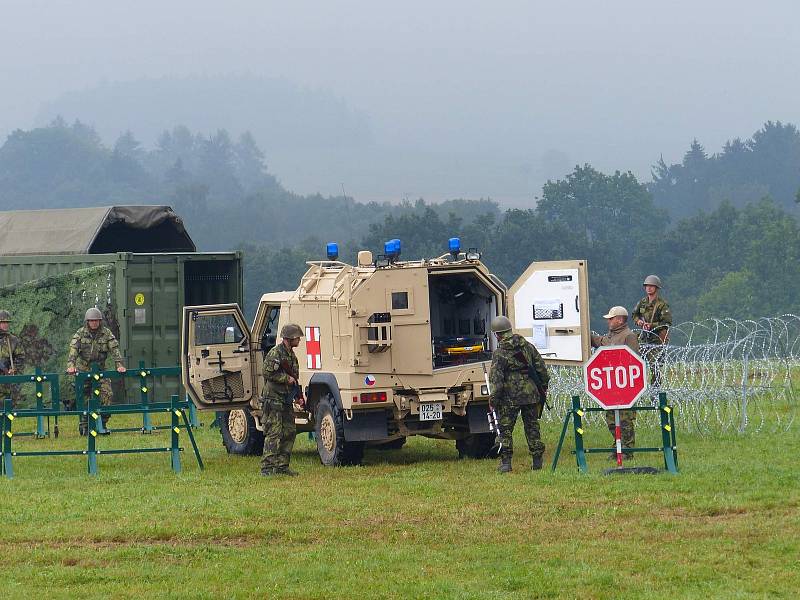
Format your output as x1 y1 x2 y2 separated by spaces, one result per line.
218 409 265 456
314 394 364 466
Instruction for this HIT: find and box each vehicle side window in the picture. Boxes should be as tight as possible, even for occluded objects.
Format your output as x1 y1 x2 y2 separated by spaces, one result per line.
261 306 281 352
391 291 409 310
195 314 245 345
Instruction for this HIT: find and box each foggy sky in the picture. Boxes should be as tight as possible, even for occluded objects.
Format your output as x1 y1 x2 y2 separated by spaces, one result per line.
2 0 799 205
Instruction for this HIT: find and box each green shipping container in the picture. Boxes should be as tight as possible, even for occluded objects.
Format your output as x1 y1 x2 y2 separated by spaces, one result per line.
0 206 243 405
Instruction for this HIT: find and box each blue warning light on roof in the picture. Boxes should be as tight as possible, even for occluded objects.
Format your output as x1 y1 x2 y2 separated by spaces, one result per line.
384 239 402 259
326 242 339 260
448 237 461 255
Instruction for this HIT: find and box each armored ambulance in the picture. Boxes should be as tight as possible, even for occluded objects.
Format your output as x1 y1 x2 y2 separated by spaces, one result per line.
181 239 589 465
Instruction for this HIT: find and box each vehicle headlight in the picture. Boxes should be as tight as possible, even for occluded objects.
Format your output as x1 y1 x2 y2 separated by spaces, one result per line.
481 384 489 396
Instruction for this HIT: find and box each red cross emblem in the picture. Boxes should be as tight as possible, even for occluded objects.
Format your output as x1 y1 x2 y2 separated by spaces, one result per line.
305 326 321 369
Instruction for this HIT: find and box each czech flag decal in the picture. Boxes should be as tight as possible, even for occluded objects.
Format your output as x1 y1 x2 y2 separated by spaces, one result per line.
364 375 376 386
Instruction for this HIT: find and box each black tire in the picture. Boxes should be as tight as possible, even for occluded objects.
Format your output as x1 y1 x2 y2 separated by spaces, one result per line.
218 409 265 456
375 437 407 451
314 393 364 466
456 432 499 459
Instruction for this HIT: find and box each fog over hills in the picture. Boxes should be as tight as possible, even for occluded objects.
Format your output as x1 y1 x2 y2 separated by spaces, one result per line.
2 1 800 206
33 74 572 206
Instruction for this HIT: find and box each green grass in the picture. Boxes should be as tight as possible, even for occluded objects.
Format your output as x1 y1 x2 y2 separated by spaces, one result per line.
1 412 798 599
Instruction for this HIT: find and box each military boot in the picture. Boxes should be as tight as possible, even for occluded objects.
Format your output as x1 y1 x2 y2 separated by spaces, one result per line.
497 455 512 473
531 455 543 471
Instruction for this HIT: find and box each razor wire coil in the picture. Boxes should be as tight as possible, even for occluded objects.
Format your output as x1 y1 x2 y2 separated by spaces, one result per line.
544 314 799 434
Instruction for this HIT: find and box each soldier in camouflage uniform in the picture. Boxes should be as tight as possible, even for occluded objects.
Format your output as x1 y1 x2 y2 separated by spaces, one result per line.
260 323 305 476
0 310 25 407
592 306 641 456
488 315 550 473
631 275 672 389
66 308 126 434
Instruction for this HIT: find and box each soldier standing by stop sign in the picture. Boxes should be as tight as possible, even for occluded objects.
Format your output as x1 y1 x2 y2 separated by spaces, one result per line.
591 306 640 456
488 315 550 473
260 323 305 476
632 275 672 388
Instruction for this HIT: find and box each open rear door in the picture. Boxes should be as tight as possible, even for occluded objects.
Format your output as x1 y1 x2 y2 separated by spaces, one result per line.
182 304 256 410
508 260 590 365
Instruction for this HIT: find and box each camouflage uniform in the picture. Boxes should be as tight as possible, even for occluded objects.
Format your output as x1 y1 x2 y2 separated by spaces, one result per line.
67 325 124 424
0 330 25 407
631 295 672 388
489 331 550 464
591 324 640 450
259 342 298 474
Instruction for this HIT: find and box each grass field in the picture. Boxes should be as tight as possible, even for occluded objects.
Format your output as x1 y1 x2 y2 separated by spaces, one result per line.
1 410 798 599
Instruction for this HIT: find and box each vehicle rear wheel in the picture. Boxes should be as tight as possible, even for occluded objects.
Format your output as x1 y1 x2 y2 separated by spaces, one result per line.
456 432 498 459
218 409 265 456
314 393 364 466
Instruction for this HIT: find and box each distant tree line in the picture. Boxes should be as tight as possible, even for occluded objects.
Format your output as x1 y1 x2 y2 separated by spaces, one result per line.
0 119 499 251
0 119 798 324
650 121 800 220
361 166 800 326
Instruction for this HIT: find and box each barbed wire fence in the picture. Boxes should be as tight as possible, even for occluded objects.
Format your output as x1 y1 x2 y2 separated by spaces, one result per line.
545 315 800 435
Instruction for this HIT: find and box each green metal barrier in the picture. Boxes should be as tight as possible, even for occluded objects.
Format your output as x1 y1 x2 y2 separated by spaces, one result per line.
1 395 203 478
0 363 205 478
551 392 678 474
73 362 200 434
0 362 200 436
0 368 61 438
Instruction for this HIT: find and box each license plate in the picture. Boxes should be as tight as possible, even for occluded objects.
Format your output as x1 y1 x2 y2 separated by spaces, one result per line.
419 402 443 421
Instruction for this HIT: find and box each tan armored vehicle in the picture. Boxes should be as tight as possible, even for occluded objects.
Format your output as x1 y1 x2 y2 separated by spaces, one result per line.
181 239 589 465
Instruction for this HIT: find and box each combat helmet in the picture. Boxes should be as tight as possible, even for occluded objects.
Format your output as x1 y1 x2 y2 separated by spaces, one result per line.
643 274 662 288
490 315 513 334
85 307 104 321
0 310 11 323
280 323 304 339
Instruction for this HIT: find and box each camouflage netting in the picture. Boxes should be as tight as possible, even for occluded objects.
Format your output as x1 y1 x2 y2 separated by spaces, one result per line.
0 265 119 408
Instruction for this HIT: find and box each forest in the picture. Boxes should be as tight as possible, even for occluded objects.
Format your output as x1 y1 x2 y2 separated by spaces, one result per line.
0 118 798 326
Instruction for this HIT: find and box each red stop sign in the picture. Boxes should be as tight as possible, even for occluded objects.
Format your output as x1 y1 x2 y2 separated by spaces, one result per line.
584 345 648 409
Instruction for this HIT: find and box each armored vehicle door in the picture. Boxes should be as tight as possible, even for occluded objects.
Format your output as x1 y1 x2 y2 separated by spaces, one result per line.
182 304 256 410
508 260 590 365
350 266 433 375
